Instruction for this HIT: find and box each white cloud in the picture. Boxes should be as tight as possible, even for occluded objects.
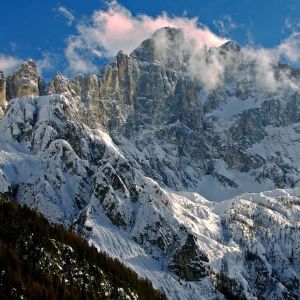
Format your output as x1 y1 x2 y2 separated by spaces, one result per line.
65 35 99 73
284 18 295 31
188 47 228 90
283 17 300 34
61 1 300 93
0 54 22 75
0 52 60 77
65 1 227 73
213 15 237 36
58 6 75 26
189 40 300 92
190 29 300 92
37 52 60 74
250 48 279 92
278 32 300 63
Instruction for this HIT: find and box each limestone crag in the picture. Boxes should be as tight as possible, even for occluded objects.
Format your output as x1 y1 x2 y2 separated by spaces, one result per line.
0 71 7 115
0 27 296 200
38 27 300 199
6 59 42 99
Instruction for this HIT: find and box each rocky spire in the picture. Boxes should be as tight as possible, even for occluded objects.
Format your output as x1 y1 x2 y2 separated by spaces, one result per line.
130 27 189 69
219 40 241 52
0 71 6 102
6 59 40 99
0 71 7 116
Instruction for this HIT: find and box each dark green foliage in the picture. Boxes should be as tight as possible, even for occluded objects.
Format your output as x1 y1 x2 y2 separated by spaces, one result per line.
0 198 167 300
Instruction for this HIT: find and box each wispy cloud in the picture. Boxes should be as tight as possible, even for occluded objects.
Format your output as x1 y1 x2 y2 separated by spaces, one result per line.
213 15 237 36
185 28 300 92
188 47 228 90
0 54 22 75
278 32 300 63
57 6 75 26
0 51 61 77
37 52 60 74
65 0 227 73
61 1 300 93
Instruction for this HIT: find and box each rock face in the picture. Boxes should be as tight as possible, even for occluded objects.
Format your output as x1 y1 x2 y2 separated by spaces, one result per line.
0 71 7 115
0 72 6 101
1 27 300 299
43 27 300 201
6 59 41 99
169 234 210 281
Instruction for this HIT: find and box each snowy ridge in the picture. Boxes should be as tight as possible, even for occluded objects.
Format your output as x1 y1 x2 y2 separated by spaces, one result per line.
0 94 299 299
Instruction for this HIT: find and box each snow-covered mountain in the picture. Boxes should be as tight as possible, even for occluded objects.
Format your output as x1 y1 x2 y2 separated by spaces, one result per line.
1 27 300 299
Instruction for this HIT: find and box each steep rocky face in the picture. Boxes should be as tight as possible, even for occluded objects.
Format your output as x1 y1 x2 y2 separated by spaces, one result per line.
0 72 6 101
0 71 7 116
131 27 189 69
169 233 210 281
46 28 193 130
42 27 300 201
6 59 43 99
107 28 300 199
45 28 206 192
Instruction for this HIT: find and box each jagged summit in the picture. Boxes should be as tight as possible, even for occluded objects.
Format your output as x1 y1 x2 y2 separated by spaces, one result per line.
151 26 185 42
6 59 42 99
130 26 188 68
23 58 37 67
219 40 241 52
14 59 38 78
0 59 46 100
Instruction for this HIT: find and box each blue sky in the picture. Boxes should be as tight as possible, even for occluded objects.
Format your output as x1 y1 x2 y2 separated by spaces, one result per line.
1 0 300 78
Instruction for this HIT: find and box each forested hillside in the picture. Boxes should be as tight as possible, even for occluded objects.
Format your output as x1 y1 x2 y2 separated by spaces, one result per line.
0 198 166 300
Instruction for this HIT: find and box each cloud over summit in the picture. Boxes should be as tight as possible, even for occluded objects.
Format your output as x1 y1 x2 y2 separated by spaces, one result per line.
65 1 227 73
62 1 300 93
0 54 22 75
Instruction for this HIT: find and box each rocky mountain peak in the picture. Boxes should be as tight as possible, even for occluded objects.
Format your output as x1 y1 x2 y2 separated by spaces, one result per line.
151 26 185 43
219 40 241 52
22 58 37 69
130 27 189 69
6 59 42 99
